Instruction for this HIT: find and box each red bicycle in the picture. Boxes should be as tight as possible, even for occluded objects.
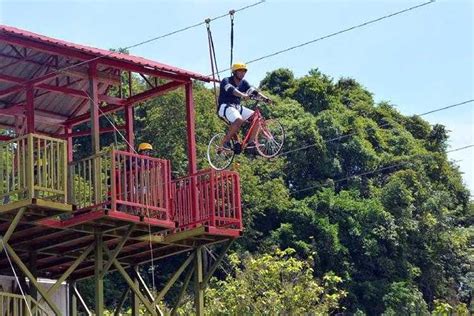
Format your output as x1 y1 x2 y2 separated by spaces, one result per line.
207 98 285 170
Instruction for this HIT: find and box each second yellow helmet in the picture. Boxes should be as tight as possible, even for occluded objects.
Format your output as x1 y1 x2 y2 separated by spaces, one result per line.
138 143 153 151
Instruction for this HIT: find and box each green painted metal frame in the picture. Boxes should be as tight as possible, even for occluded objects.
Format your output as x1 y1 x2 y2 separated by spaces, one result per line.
103 244 158 315
95 231 104 315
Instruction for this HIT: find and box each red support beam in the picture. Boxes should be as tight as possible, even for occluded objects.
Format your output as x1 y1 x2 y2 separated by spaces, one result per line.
64 80 183 126
124 105 134 152
185 82 197 174
65 125 73 162
0 135 13 141
89 62 100 154
0 52 120 85
65 103 122 126
0 72 125 105
57 126 126 139
0 105 69 123
126 81 183 106
25 85 34 133
0 34 201 83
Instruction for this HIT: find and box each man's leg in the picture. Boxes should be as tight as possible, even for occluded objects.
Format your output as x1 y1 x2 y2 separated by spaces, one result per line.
222 118 244 145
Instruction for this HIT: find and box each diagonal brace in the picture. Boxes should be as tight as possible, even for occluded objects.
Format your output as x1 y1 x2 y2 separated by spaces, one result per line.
132 268 164 316
102 224 135 275
103 244 157 316
156 252 195 302
201 239 234 290
4 243 62 315
171 264 195 316
33 242 95 312
0 207 26 253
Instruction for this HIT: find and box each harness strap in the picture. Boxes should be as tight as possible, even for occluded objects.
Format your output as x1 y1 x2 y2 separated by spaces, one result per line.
205 19 220 112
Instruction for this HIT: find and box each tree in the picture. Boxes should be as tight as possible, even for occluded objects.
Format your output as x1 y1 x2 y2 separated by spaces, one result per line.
178 248 346 315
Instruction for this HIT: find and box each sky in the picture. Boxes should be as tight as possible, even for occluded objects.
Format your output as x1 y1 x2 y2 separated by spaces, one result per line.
1 0 473 193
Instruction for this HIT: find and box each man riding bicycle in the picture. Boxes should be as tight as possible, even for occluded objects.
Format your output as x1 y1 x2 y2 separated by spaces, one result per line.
218 62 271 153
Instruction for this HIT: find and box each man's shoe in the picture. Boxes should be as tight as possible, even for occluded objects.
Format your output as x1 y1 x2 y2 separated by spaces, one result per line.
223 141 233 150
233 142 242 155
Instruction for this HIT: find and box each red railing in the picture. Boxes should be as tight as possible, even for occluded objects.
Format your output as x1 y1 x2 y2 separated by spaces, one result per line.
172 169 242 231
69 150 172 221
111 150 171 220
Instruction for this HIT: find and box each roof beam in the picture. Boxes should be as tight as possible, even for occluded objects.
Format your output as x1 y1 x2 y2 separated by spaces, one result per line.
0 34 204 82
0 52 121 85
0 73 125 104
65 80 184 126
0 105 68 124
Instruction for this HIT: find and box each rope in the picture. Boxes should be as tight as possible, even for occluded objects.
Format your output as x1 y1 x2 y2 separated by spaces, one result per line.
229 10 235 71
205 19 221 112
0 239 33 316
143 164 156 295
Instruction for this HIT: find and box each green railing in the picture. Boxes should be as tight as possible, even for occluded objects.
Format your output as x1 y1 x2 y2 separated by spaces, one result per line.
68 150 111 211
0 133 68 206
0 292 51 316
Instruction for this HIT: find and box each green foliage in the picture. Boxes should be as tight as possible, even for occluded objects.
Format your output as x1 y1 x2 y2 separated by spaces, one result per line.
64 66 471 314
382 281 429 315
179 248 346 315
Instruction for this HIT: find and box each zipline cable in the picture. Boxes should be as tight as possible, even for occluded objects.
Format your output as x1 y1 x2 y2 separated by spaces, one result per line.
18 0 265 87
278 99 474 157
291 144 474 195
216 0 436 74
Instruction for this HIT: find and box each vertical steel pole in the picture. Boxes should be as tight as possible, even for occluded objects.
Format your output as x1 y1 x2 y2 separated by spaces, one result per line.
25 85 34 134
69 281 78 316
89 62 101 204
94 232 104 315
194 246 204 315
185 82 197 175
125 105 134 152
185 82 199 224
89 62 100 155
29 251 38 301
131 266 139 316
65 125 73 162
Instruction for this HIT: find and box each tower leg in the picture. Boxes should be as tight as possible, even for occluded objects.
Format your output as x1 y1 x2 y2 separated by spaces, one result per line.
194 246 204 316
94 232 104 316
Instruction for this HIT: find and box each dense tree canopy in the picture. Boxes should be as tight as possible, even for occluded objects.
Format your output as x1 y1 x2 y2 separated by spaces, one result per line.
73 66 471 314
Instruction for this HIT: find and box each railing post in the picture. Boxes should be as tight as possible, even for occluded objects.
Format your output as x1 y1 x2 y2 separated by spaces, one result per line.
26 134 34 200
111 150 116 212
209 170 216 227
235 173 242 230
62 139 68 204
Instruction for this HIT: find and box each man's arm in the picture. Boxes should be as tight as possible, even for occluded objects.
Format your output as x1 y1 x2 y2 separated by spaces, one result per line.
233 89 250 100
247 86 271 103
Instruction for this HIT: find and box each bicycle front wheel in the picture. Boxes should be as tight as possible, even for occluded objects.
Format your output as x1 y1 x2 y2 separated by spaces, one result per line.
207 133 235 170
255 119 285 158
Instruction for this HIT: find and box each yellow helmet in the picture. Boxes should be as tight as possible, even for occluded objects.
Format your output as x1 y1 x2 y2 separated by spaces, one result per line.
138 143 153 151
231 62 247 73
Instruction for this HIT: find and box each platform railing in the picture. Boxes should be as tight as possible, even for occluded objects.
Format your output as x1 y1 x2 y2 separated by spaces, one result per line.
172 169 242 231
0 292 50 316
0 133 67 206
69 149 172 220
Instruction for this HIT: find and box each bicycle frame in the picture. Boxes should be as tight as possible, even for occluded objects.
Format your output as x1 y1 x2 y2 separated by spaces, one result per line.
240 102 265 150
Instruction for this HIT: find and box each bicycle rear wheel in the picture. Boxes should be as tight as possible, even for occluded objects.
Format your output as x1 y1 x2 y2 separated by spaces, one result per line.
255 119 285 158
207 133 235 170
